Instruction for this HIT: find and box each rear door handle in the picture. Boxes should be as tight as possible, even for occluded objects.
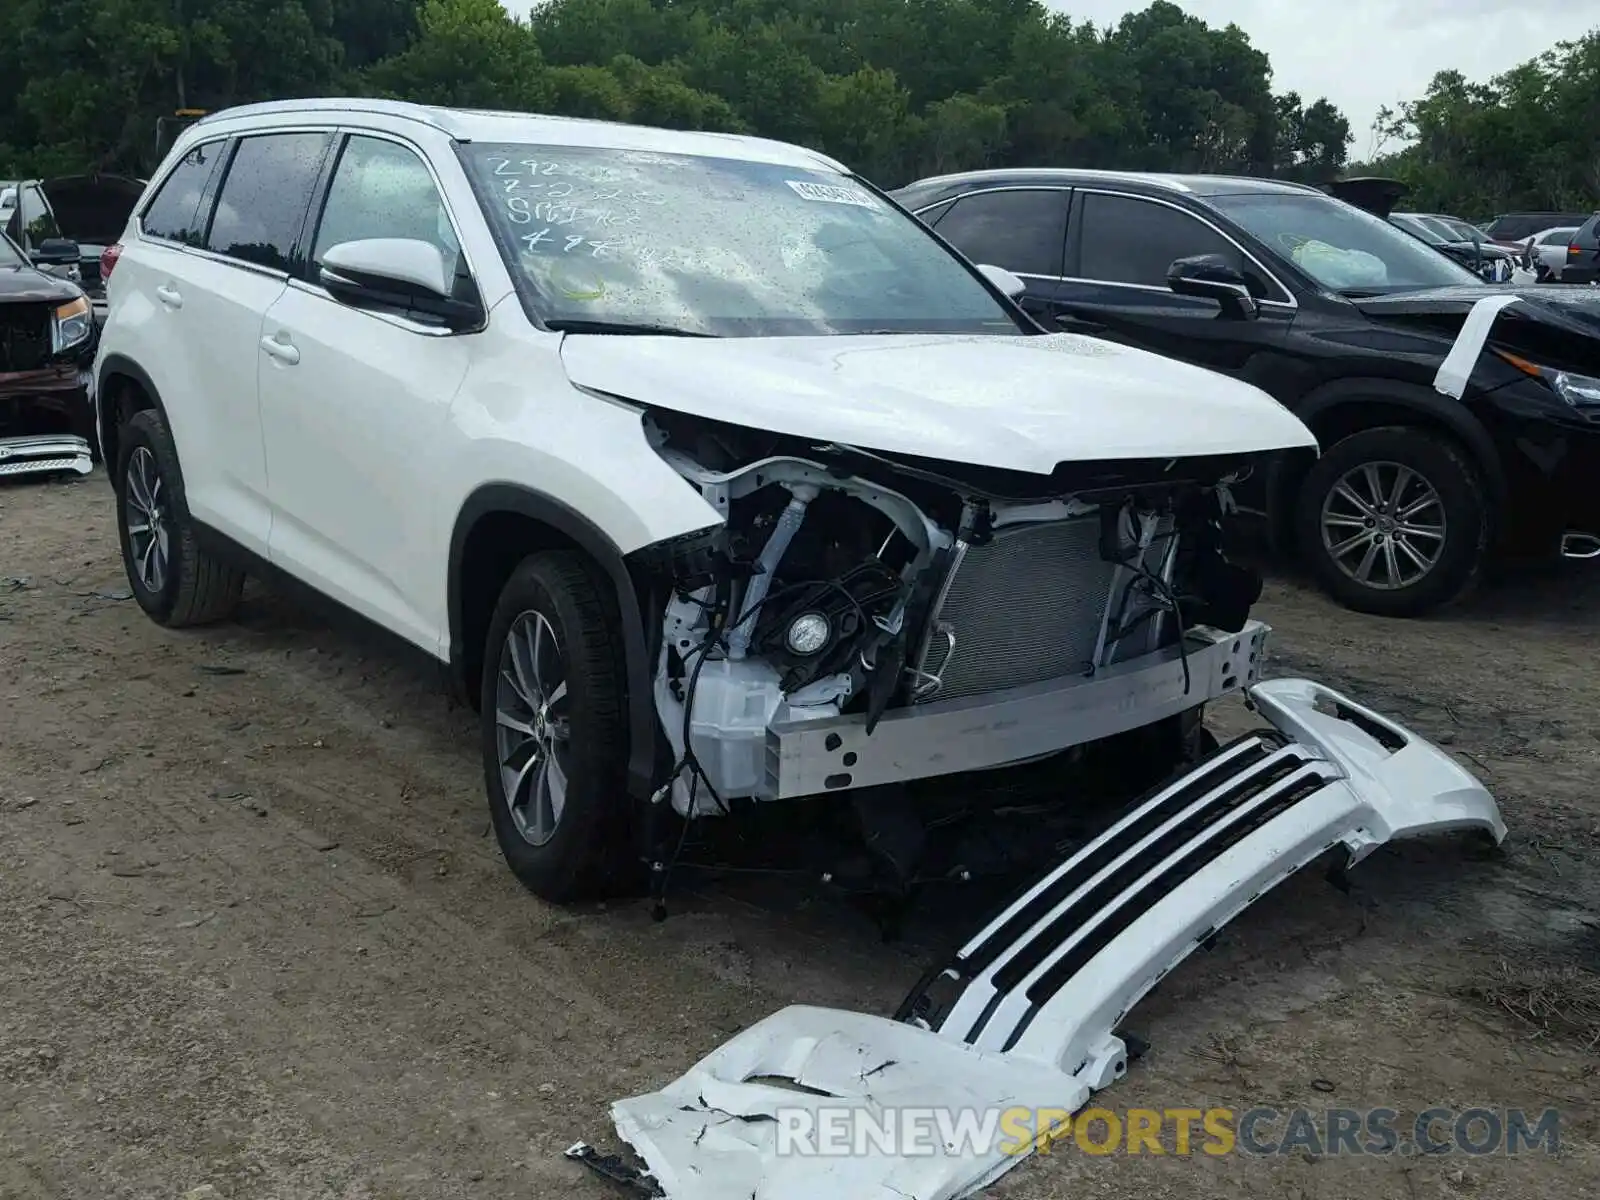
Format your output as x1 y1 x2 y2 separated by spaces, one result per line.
155 284 182 310
259 334 300 365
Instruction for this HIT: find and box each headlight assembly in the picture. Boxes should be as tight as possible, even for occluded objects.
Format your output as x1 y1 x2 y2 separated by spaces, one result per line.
51 296 93 354
1494 348 1600 407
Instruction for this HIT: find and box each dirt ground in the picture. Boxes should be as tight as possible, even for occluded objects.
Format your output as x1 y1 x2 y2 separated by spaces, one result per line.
2 469 1597 1200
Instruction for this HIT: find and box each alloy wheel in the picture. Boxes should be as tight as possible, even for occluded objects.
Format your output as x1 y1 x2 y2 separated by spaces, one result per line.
494 610 572 846
1319 460 1447 591
124 446 171 594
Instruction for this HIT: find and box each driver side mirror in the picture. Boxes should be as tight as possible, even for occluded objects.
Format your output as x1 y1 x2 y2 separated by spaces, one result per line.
976 262 1028 301
319 238 483 332
1167 254 1259 320
32 237 81 267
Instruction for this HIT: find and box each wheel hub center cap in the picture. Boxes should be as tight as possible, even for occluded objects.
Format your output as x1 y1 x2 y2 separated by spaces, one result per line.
532 709 548 742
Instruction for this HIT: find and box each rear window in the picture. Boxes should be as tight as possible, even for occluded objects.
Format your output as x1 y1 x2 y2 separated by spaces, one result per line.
142 143 224 245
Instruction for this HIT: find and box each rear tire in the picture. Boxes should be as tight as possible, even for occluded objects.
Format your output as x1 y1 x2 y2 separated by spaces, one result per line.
1295 425 1487 617
479 550 634 902
115 408 244 627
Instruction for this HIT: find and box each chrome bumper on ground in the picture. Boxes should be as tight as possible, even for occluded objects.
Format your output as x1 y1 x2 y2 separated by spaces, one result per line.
0 434 93 480
760 622 1270 799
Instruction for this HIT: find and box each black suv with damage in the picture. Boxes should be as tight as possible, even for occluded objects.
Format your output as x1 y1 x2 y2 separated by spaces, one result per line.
891 169 1600 615
0 228 97 478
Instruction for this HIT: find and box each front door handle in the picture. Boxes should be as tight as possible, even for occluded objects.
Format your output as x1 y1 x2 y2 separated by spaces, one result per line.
259 334 300 365
155 284 182 310
1056 313 1108 335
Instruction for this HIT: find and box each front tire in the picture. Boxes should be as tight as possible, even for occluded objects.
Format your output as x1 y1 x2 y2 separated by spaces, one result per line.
1295 425 1488 617
115 408 244 627
480 550 633 902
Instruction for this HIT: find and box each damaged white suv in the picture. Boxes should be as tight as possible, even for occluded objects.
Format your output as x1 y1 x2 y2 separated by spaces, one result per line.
96 101 1502 929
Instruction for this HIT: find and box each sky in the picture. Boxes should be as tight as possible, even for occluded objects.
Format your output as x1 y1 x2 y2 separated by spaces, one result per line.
502 0 1600 159
1057 0 1600 157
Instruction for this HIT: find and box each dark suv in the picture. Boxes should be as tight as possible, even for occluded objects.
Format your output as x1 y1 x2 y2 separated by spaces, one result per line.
890 169 1600 616
1482 211 1593 247
1558 212 1600 284
3 175 146 323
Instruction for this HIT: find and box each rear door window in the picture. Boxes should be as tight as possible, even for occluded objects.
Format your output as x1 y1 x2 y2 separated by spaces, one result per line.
932 189 1069 277
206 132 331 271
141 142 225 246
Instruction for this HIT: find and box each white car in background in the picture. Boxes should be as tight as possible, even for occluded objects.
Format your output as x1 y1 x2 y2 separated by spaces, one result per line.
1528 226 1580 280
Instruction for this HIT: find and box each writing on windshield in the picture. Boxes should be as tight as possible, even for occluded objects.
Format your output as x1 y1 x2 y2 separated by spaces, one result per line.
461 143 1017 338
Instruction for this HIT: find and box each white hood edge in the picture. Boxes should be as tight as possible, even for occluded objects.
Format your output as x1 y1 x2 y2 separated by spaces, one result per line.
560 331 1317 475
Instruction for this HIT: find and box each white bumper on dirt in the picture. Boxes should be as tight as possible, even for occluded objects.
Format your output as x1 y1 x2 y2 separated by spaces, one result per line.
587 678 1506 1200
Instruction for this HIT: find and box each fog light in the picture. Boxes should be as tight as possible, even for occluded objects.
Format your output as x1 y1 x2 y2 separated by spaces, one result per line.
784 612 831 655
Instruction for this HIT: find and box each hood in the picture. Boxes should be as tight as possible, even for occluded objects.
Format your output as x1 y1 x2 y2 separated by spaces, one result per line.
1356 285 1600 376
1324 177 1409 219
0 262 82 304
38 174 144 245
1439 240 1514 259
1354 284 1600 330
560 332 1316 473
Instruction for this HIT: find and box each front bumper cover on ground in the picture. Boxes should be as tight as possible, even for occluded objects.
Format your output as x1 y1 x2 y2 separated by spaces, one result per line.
587 678 1506 1200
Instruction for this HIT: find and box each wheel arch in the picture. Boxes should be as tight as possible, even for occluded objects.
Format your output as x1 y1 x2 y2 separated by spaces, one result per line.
96 354 171 475
448 483 657 800
1266 378 1507 554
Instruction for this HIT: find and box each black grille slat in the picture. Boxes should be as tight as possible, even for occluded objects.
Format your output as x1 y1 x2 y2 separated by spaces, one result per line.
1007 768 1338 1041
981 752 1316 1007
0 304 52 373
956 733 1281 980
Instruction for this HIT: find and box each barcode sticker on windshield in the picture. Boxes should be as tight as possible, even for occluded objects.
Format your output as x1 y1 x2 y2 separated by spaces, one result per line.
786 180 880 209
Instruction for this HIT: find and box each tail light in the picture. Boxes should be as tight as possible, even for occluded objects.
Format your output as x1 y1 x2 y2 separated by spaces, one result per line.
100 242 123 280
1570 244 1582 257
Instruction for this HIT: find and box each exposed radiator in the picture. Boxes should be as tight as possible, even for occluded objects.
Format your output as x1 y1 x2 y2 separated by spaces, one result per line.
911 517 1173 704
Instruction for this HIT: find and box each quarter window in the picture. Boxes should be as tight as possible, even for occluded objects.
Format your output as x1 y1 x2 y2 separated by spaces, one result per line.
933 190 1069 277
206 132 330 271
1077 192 1255 292
312 136 462 279
141 142 224 245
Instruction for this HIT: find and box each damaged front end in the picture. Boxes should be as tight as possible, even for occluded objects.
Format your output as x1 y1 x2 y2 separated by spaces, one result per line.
0 280 97 480
633 409 1269 823
573 409 1509 1200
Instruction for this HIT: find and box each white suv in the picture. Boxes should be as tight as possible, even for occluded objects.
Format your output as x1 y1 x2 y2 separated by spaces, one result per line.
95 98 1327 902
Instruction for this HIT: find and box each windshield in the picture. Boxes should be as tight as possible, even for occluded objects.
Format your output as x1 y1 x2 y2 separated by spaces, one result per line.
1212 192 1484 294
459 143 1023 337
0 231 24 268
1433 217 1482 243
1393 215 1446 245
